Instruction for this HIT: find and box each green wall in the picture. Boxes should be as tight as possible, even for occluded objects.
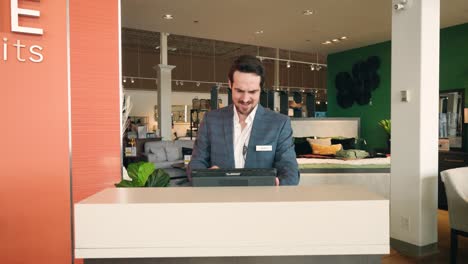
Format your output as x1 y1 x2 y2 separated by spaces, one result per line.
327 23 468 150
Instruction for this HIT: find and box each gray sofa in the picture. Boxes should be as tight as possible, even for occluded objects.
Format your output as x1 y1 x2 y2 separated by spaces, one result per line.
142 140 194 178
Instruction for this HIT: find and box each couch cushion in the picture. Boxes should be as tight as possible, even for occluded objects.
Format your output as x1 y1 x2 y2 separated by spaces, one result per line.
153 160 183 169
165 145 181 162
148 147 167 162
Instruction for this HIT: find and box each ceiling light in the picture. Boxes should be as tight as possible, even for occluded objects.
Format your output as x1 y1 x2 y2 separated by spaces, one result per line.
255 30 264 34
332 39 340 42
180 81 184 86
154 46 177 51
322 40 332 45
123 78 126 83
316 101 321 105
302 10 314 16
340 36 348 40
131 78 135 83
196 82 200 87
162 14 174 20
316 65 322 71
175 81 179 86
286 61 291 68
310 64 315 71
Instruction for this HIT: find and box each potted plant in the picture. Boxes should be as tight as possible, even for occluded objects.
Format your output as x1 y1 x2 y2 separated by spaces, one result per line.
378 119 391 153
115 162 170 187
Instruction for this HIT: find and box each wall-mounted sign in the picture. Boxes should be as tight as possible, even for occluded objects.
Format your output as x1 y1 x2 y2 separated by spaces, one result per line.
2 0 44 63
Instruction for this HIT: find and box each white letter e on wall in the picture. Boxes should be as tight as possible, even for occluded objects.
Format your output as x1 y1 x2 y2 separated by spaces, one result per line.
10 0 44 35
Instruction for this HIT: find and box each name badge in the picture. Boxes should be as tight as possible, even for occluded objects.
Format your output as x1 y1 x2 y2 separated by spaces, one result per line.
256 145 272 151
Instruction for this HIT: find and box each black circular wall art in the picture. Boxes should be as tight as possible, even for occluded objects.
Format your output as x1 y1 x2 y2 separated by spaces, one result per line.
335 56 381 108
335 72 354 108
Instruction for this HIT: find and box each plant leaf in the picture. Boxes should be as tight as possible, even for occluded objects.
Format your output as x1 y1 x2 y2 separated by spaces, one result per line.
127 162 144 181
134 162 155 186
145 168 171 187
124 162 155 187
115 180 136 187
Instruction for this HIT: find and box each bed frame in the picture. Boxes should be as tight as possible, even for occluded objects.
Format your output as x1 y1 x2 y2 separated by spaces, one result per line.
291 117 390 198
291 117 360 138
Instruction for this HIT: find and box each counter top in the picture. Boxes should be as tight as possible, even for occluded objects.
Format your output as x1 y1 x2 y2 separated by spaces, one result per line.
75 185 389 259
78 185 386 204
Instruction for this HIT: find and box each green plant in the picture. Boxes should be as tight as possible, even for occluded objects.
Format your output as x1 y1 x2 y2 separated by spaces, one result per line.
115 162 170 187
378 119 391 136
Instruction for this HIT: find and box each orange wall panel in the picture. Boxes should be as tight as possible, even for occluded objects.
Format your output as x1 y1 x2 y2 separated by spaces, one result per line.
0 1 72 264
69 0 121 203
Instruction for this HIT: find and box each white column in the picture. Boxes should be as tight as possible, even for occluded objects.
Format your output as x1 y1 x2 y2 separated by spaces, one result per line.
156 64 175 141
390 0 439 252
273 48 280 112
155 32 175 141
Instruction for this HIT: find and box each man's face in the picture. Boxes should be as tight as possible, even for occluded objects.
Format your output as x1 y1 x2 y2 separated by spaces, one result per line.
229 71 261 117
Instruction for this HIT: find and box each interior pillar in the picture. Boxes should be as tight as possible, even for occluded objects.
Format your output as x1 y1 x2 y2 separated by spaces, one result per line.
156 64 175 141
390 0 439 256
155 32 175 141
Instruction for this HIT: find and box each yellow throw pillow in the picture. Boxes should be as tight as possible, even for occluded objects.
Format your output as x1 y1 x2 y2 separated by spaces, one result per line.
310 143 343 155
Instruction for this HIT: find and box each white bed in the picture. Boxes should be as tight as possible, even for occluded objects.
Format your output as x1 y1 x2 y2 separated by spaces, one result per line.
291 118 390 198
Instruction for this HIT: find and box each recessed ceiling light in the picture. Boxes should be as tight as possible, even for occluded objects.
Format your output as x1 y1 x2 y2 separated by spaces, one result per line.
162 14 174 20
193 20 199 23
255 30 264 34
340 36 348 40
154 46 177 51
302 10 314 16
305 39 311 42
332 39 340 42
321 40 332 45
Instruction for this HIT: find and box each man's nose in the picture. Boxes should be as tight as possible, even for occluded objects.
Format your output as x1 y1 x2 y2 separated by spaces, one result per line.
240 94 249 102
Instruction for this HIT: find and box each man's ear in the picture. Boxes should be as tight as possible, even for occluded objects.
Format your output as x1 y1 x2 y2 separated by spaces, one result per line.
228 80 232 89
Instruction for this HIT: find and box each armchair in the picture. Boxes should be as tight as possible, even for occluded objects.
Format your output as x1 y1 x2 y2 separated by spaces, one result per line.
441 167 468 264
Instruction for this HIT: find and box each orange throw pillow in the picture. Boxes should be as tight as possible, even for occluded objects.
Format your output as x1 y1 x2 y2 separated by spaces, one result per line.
310 143 342 155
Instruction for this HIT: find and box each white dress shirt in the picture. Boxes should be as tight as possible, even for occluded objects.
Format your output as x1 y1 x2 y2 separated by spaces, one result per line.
233 105 258 168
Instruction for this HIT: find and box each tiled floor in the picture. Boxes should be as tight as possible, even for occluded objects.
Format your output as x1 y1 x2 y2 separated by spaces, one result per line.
382 210 468 263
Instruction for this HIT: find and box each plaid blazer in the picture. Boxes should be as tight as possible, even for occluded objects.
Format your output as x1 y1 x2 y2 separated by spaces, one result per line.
188 104 299 185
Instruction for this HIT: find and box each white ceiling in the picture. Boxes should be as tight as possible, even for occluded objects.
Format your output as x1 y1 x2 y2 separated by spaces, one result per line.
122 0 468 55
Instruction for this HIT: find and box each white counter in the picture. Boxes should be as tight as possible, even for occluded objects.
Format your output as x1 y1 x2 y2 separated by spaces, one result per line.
75 185 389 259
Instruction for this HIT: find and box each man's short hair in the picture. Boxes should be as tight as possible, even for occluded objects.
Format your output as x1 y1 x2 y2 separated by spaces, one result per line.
228 55 265 88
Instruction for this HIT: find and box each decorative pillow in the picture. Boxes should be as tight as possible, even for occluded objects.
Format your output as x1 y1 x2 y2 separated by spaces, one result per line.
182 147 193 156
165 145 181 162
306 137 332 146
293 137 312 156
150 147 167 162
331 138 356 150
336 149 369 159
310 143 342 155
294 141 312 156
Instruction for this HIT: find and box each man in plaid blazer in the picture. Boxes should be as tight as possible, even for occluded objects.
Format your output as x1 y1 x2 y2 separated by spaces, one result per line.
188 55 299 185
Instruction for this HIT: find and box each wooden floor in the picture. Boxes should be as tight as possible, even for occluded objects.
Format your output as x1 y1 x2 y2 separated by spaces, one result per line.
382 210 468 263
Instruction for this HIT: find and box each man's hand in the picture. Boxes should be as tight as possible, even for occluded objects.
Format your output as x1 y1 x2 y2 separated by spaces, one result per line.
275 177 279 186
209 165 220 169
